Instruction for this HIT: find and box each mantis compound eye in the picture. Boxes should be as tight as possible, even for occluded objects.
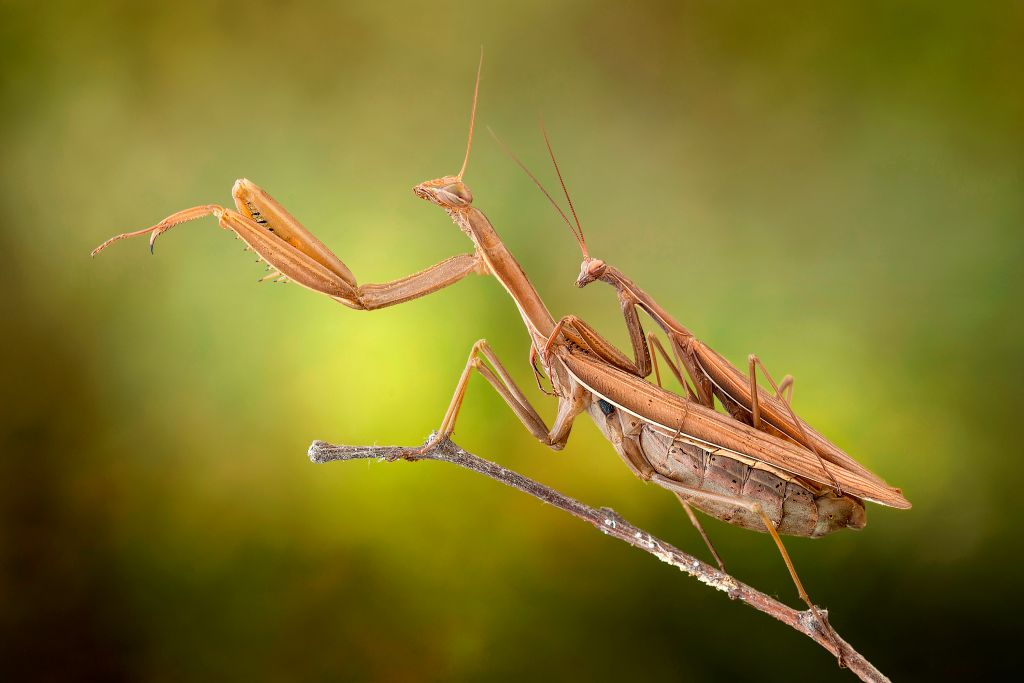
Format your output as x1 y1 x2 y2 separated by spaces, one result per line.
444 182 473 205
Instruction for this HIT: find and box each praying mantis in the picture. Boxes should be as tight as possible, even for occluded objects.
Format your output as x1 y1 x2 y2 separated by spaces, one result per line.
91 61 909 634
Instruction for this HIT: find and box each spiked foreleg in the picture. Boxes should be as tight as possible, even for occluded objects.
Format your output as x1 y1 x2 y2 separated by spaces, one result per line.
92 180 485 310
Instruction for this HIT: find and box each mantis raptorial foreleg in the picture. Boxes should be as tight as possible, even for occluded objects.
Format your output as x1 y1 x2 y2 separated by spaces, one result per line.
600 290 844 494
599 291 713 406
351 254 483 310
424 340 589 454
614 287 654 376
595 289 715 406
92 179 485 311
543 314 652 378
542 285 665 380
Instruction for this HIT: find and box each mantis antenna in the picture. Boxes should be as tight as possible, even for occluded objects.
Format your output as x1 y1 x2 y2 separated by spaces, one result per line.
540 121 588 259
457 49 484 181
487 126 589 259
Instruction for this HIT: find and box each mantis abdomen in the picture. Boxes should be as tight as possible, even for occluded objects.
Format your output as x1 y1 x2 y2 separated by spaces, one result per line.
588 400 867 538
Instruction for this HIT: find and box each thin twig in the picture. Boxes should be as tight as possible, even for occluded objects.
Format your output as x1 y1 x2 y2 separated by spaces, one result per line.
308 436 890 683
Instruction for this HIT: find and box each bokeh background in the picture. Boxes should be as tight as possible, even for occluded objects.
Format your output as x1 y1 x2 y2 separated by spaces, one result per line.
2 1 1021 680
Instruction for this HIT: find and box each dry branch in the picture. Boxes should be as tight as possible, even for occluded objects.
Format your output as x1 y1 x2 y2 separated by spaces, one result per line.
308 436 889 683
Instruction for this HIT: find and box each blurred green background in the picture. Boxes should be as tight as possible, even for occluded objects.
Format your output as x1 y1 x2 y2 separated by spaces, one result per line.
2 1 1021 680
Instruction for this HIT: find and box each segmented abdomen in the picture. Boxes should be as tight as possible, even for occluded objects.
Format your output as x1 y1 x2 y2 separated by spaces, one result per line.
590 402 864 538
638 426 823 536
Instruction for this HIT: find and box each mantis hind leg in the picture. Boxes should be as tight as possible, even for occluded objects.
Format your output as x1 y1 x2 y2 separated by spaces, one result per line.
649 474 814 604
649 474 843 660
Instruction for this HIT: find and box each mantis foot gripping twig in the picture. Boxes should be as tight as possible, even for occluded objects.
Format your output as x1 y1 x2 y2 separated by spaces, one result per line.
308 435 890 683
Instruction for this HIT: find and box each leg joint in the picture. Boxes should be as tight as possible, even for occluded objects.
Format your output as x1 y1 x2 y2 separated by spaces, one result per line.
470 338 489 356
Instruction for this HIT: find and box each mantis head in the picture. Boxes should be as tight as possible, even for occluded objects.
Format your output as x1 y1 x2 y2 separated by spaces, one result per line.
413 52 481 212
575 257 606 288
413 176 474 209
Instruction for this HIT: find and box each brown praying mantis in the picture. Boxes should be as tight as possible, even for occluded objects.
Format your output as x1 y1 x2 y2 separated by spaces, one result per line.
92 62 909 636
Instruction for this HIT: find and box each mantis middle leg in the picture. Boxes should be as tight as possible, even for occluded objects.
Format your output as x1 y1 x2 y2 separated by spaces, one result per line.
419 340 589 454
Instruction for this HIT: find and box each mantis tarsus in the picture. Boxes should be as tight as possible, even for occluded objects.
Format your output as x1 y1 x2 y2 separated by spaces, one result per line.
92 62 909 649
